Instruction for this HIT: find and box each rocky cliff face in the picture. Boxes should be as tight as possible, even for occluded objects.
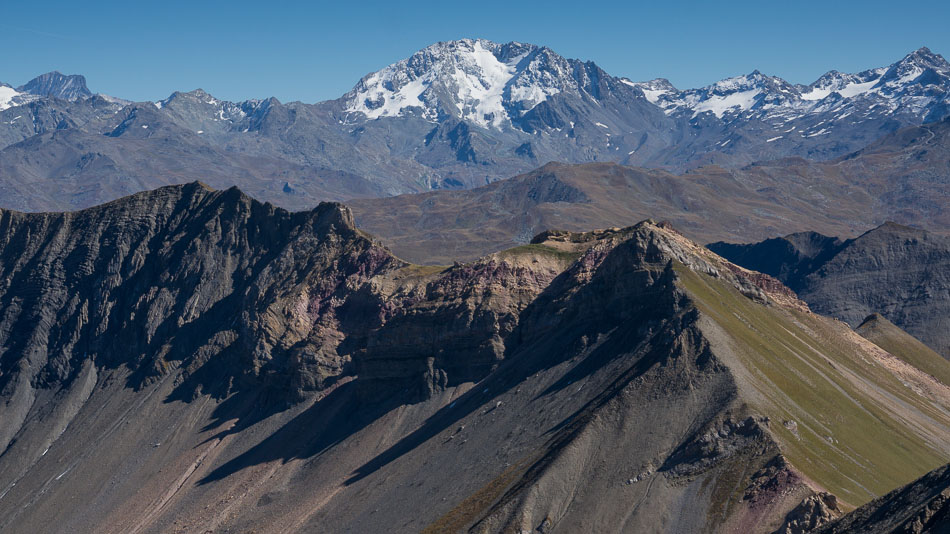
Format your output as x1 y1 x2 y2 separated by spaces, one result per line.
16 72 93 101
2 187 949 533
709 222 950 358
0 183 403 452
817 463 950 533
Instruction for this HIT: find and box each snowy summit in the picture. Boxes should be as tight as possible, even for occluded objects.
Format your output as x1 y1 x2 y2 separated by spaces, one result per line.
342 39 606 129
625 47 950 122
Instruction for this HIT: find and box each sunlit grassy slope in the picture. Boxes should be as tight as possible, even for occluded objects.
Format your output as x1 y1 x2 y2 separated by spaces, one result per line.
857 313 950 386
676 264 950 508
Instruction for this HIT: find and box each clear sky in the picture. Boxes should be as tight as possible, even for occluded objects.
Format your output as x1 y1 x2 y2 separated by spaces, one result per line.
2 0 948 103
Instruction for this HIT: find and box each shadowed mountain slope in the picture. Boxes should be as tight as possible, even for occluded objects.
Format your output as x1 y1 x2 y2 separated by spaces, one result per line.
1 186 949 533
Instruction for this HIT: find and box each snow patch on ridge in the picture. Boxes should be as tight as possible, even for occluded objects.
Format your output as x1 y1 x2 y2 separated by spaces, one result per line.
0 86 24 111
691 89 762 118
801 77 880 100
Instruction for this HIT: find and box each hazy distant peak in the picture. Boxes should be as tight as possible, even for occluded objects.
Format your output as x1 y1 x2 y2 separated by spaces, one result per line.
17 71 92 100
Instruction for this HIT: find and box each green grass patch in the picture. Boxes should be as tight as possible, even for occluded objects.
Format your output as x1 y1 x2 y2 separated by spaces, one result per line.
498 243 583 264
859 320 950 387
674 263 950 507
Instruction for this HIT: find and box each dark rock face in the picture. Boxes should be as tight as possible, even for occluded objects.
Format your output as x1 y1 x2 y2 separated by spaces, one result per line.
707 232 845 290
354 223 687 403
817 463 950 533
0 196 781 532
0 183 401 452
354 258 558 402
709 222 950 358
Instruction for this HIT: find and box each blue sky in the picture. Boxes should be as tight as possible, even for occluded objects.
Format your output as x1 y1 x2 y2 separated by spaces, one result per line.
2 0 948 103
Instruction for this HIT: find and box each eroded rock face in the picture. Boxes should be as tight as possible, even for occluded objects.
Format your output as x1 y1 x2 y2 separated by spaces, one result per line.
0 188 788 416
744 456 804 507
775 492 840 534
0 183 401 450
355 257 563 402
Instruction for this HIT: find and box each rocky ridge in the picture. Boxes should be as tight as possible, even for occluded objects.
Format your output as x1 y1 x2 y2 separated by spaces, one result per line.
17 72 94 101
817 463 950 533
1 185 949 532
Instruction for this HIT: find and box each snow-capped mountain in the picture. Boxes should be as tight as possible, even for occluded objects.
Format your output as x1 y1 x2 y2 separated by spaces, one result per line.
625 47 950 125
626 70 800 119
798 68 884 101
342 39 642 130
336 42 950 176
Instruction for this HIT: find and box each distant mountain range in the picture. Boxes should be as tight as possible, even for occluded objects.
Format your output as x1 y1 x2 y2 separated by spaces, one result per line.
1 40 949 211
628 47 950 125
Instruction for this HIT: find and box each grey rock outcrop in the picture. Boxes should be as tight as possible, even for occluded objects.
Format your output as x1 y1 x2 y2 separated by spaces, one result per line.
17 72 93 101
817 463 950 533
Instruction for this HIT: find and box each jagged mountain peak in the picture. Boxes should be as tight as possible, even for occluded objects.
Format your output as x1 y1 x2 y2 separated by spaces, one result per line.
166 88 218 102
619 77 678 104
896 46 950 70
707 69 796 93
627 77 676 91
340 38 625 129
152 88 267 134
640 46 950 123
877 46 950 91
799 67 884 100
157 88 238 110
16 71 92 101
654 69 801 118
342 38 543 127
